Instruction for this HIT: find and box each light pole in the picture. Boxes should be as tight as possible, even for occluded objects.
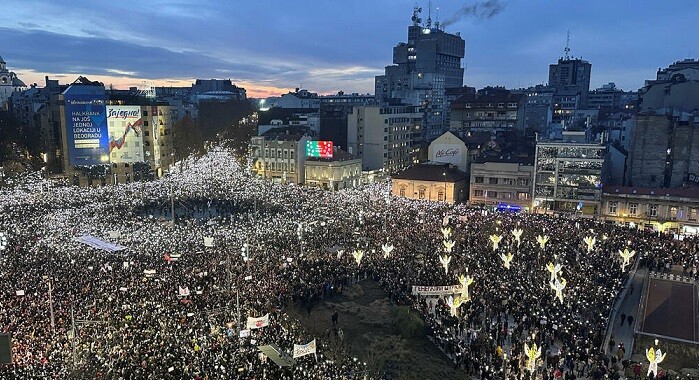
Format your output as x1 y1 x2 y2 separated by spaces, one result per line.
42 275 56 334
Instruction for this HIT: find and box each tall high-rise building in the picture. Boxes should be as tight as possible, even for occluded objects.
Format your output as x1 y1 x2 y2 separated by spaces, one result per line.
375 6 465 142
548 38 592 126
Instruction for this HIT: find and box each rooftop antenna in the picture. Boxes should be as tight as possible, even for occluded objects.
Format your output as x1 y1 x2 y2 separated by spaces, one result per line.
411 4 422 26
426 0 432 29
564 30 570 60
435 6 440 30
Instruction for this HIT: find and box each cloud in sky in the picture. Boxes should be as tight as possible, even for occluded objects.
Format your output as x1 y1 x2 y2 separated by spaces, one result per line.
1 0 698 96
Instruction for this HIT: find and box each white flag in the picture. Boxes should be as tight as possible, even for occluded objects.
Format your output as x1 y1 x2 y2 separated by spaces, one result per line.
204 237 214 247
293 339 317 358
246 314 269 329
15 290 25 296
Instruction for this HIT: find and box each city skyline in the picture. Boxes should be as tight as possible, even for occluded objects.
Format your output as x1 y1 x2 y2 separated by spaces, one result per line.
1 0 697 97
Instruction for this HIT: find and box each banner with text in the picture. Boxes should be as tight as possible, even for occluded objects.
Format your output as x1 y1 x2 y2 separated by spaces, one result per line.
64 91 109 166
247 314 270 330
293 339 317 359
411 285 464 296
107 106 144 163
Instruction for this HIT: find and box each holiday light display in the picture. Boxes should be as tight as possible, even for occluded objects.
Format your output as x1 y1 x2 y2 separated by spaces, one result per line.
489 234 503 251
546 262 563 282
381 243 394 259
443 239 455 253
511 228 523 247
439 255 452 275
583 236 596 253
441 227 452 239
524 342 541 373
619 248 636 270
549 276 566 303
352 250 364 266
646 347 666 377
500 252 514 269
536 235 549 250
457 273 474 302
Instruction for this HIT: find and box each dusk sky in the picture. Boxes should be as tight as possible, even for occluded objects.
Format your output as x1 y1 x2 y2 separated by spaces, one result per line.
1 0 697 98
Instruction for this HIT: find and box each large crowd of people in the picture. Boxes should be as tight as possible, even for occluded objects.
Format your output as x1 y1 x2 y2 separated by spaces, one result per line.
0 147 697 379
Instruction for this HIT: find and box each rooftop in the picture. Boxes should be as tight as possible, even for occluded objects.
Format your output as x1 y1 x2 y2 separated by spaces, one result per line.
602 186 699 199
392 163 468 182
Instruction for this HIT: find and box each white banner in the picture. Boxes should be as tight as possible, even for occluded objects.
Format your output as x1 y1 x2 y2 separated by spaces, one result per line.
178 286 190 297
239 329 251 337
246 314 269 329
204 237 214 247
411 285 464 296
293 339 317 359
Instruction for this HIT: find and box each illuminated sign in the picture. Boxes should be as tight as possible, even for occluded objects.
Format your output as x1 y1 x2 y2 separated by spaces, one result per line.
64 91 109 166
305 141 333 158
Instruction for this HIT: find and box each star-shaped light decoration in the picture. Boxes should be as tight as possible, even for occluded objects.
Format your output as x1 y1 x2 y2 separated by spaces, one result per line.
546 262 563 282
458 273 474 302
536 235 549 250
524 342 541 373
381 243 394 259
489 234 503 251
583 236 596 253
443 239 456 253
500 252 514 269
646 347 666 377
352 250 364 266
511 229 523 247
441 227 452 240
549 276 567 304
439 255 452 275
619 248 636 271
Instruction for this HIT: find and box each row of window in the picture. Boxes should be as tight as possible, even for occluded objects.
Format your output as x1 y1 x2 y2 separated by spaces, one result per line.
262 149 296 159
398 187 446 201
473 190 530 200
474 176 530 186
607 202 699 220
463 102 518 108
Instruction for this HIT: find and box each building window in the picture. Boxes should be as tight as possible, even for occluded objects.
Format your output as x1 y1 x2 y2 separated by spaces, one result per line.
418 188 426 199
399 187 406 197
517 192 530 200
689 208 698 221
629 203 637 215
488 177 498 185
475 176 484 183
474 190 484 197
486 191 498 198
649 204 658 217
502 178 515 186
608 201 618 214
438 192 444 202
670 206 678 219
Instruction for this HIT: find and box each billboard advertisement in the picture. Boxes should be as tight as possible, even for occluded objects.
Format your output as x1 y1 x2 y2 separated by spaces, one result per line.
305 140 333 158
65 93 109 166
430 143 463 165
107 106 144 163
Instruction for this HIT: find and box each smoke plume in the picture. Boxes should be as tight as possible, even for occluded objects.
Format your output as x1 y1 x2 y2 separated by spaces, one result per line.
441 0 505 27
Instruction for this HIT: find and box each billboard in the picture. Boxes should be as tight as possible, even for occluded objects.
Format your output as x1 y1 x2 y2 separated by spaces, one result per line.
305 140 333 158
107 106 144 163
65 93 109 166
430 143 463 165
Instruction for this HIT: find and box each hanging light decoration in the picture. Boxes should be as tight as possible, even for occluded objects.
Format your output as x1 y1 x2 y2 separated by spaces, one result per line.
500 252 514 269
489 234 503 251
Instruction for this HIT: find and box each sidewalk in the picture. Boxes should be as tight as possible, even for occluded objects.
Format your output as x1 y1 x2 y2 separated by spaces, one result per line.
609 267 647 360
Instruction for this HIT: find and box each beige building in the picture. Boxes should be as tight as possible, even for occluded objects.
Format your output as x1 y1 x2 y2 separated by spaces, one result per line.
347 105 422 173
427 131 468 172
305 148 362 190
392 163 468 204
469 160 534 211
249 130 310 184
600 186 699 235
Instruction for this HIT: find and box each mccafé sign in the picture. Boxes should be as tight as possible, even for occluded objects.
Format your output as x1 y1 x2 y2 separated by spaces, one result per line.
436 147 459 158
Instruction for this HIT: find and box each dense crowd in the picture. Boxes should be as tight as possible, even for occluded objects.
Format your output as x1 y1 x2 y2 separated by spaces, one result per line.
0 147 696 379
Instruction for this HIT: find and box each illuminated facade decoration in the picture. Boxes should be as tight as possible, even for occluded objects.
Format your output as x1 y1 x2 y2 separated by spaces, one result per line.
533 131 605 216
